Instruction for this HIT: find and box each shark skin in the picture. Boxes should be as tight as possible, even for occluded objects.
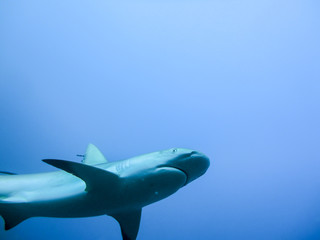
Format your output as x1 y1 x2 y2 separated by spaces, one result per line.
0 144 210 240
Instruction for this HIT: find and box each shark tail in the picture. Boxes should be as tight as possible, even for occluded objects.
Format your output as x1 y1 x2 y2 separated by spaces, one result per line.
0 203 30 230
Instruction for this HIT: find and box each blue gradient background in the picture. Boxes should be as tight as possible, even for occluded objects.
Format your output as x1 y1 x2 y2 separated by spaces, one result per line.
1 1 320 239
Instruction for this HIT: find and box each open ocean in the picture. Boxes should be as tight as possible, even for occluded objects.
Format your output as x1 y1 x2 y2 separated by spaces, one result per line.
1 0 320 239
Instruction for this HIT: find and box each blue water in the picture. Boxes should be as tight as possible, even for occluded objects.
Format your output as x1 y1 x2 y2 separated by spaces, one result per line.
1 1 320 239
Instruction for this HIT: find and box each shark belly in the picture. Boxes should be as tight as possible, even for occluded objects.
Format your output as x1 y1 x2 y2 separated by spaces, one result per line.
0 171 105 218
118 167 187 210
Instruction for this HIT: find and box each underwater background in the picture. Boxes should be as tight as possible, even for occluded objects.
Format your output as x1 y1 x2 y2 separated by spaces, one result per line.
1 0 320 239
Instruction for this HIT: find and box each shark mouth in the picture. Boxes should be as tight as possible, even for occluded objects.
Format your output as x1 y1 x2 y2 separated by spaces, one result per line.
158 165 189 186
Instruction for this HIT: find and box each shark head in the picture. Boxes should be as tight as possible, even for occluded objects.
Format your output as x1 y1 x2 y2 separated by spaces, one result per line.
157 148 210 185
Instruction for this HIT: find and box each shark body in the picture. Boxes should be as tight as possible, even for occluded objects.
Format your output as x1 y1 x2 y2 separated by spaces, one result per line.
0 144 210 239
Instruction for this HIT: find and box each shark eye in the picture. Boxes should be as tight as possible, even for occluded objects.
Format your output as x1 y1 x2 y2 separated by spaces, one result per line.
172 148 177 153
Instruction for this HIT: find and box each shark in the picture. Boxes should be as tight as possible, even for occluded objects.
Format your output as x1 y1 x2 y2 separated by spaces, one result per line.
0 144 210 240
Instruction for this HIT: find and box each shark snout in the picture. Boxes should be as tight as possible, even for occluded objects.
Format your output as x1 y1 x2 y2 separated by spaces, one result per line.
162 150 210 186
187 151 210 182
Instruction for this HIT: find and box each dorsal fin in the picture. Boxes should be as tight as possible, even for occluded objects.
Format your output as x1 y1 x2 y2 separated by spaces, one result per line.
42 159 119 193
111 209 142 240
82 144 108 165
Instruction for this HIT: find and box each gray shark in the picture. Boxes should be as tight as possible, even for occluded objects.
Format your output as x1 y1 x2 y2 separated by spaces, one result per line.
0 144 210 240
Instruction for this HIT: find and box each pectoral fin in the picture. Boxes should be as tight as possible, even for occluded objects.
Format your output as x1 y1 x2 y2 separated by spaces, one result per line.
111 209 142 240
0 204 29 230
42 159 119 192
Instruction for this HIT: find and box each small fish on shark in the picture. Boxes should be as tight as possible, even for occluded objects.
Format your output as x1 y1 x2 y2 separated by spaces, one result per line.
0 144 210 240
